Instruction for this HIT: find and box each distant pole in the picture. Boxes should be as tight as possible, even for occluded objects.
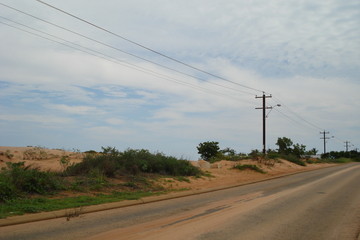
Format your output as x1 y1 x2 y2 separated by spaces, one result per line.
320 131 330 154
344 141 350 152
256 92 272 155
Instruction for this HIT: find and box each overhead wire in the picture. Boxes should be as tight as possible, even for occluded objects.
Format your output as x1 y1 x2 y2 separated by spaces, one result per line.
270 97 349 148
2 2 352 150
34 0 265 94
0 2 256 97
271 108 320 133
0 16 256 105
271 96 323 131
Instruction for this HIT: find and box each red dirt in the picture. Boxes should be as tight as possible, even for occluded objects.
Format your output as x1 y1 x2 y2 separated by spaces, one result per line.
0 146 335 193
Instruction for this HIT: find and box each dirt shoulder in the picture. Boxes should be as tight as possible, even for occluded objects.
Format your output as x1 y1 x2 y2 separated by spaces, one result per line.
159 159 336 191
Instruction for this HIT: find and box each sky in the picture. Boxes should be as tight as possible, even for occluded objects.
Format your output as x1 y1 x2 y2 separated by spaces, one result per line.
0 0 359 159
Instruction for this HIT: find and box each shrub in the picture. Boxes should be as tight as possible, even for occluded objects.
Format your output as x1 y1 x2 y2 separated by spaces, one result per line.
265 150 306 166
215 149 249 162
319 157 353 164
197 141 220 161
266 151 281 159
282 154 306 166
84 150 97 154
249 149 261 159
0 175 18 202
0 162 64 202
233 164 266 174
65 147 202 177
9 162 63 194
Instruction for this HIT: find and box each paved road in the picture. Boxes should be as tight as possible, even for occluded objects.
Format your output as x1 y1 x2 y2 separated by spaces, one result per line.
1 163 359 240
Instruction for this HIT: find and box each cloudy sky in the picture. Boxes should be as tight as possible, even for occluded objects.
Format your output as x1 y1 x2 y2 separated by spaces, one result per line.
0 0 359 159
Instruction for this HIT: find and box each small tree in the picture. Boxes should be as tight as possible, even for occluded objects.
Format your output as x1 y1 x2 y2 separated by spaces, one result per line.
292 143 306 158
220 147 236 157
249 149 260 159
305 148 318 155
197 141 220 161
276 137 293 155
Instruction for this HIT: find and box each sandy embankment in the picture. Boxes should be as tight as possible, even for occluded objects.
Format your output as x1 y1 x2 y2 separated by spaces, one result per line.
0 146 335 192
0 146 83 172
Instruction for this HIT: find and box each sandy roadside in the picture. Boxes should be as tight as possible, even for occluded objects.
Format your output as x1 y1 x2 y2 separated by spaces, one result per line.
0 146 335 192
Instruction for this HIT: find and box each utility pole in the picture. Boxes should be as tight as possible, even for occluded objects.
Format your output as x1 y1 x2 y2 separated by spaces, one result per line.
344 141 350 152
320 131 330 154
256 92 272 155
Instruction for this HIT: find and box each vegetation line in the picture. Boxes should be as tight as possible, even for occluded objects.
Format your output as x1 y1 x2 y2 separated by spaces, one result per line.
0 140 358 219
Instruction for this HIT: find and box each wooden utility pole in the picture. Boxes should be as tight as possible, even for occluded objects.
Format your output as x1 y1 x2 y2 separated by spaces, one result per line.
256 92 272 155
320 131 330 154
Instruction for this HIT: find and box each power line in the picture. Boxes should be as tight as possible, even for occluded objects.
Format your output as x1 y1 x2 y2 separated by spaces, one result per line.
34 0 264 94
275 107 351 151
271 96 323 131
0 17 256 105
0 2 256 97
272 101 348 150
272 108 317 132
3 2 350 148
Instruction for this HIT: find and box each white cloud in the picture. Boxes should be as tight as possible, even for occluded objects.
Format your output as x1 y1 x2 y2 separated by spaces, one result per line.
105 118 125 125
0 114 72 125
85 126 133 139
0 0 359 157
46 104 102 115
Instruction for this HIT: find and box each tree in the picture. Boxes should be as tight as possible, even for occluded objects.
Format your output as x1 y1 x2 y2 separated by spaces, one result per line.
249 149 260 159
197 141 220 161
305 148 318 156
292 143 306 158
276 137 293 155
220 147 236 157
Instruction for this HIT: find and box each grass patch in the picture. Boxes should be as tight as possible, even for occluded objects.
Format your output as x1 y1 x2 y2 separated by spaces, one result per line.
174 176 191 183
233 164 266 174
0 191 160 219
202 171 215 178
318 157 353 164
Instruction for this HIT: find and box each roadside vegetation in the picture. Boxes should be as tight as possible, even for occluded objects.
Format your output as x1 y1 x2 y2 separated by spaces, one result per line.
1 141 358 219
197 137 360 167
320 150 360 163
0 147 202 218
233 164 266 174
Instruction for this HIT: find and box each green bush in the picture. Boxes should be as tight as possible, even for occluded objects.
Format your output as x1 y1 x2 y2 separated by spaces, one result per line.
66 147 202 177
197 141 220 161
233 164 266 174
319 157 353 164
281 154 306 166
249 149 261 159
8 162 63 194
266 151 282 159
0 162 63 202
0 175 18 202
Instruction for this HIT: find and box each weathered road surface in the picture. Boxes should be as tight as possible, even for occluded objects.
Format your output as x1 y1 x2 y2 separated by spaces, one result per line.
1 163 359 240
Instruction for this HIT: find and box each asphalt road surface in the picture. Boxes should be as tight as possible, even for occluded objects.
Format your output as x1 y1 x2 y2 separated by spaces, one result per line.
1 163 359 240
